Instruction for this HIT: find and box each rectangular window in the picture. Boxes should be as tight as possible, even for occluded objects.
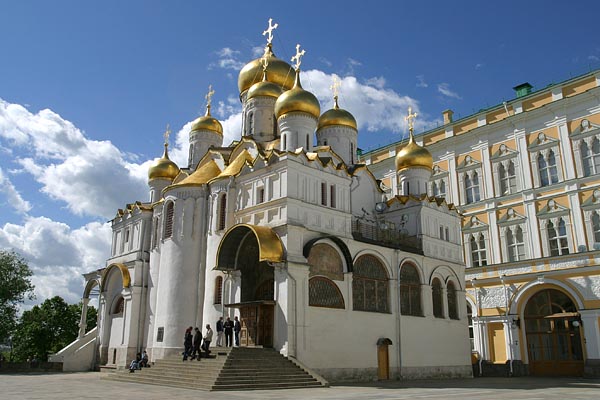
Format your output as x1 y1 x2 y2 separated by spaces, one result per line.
321 182 327 206
257 187 265 204
156 327 164 342
439 226 444 239
330 185 336 208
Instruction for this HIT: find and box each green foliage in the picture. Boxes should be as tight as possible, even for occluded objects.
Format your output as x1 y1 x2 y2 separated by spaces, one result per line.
0 250 35 343
11 296 98 362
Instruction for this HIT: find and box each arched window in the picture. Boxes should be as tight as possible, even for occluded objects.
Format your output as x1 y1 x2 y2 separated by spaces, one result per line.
112 296 124 315
539 150 559 186
499 161 517 195
432 181 439 197
432 278 444 318
548 218 569 256
163 201 174 239
400 264 422 316
592 211 600 243
248 112 254 135
309 277 345 309
447 281 458 319
582 138 600 176
470 233 487 267
440 180 446 197
465 172 480 204
507 226 526 262
352 255 389 313
214 276 223 304
218 194 227 231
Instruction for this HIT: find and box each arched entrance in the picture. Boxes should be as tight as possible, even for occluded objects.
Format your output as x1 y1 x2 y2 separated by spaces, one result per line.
524 289 584 376
216 224 284 347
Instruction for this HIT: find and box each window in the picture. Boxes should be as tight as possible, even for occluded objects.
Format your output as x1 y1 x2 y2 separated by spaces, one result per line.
470 233 487 267
506 226 526 262
400 264 422 316
282 134 287 149
321 182 327 206
330 185 336 208
309 277 345 309
257 187 265 204
548 218 569 256
581 138 600 176
593 212 600 243
499 161 517 195
112 296 124 315
156 327 164 343
352 255 389 313
445 227 450 242
432 278 444 318
152 217 159 248
538 150 559 187
439 226 444 239
248 112 254 135
163 202 174 239
214 276 223 304
432 181 439 197
465 172 481 204
440 180 446 197
306 134 309 149
350 142 354 164
218 194 227 231
447 281 458 320
467 303 475 351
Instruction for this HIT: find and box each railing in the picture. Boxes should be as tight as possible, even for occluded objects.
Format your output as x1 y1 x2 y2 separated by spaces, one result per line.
351 217 422 253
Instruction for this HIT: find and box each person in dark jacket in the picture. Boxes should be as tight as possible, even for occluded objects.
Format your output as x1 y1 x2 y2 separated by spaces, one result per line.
216 317 224 347
182 326 193 361
191 327 202 360
234 316 241 347
223 317 234 347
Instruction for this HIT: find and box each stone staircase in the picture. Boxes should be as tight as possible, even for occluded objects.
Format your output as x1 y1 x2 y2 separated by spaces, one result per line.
102 347 327 391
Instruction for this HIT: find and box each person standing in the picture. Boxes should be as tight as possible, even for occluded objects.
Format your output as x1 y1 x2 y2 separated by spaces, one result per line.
191 327 202 360
216 317 224 347
182 326 193 361
234 316 241 347
223 317 234 347
203 324 213 357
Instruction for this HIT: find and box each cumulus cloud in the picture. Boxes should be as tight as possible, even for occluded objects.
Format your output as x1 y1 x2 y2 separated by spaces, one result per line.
437 82 462 100
0 167 31 214
0 99 148 218
210 47 246 71
475 63 485 70
416 75 428 88
0 217 111 303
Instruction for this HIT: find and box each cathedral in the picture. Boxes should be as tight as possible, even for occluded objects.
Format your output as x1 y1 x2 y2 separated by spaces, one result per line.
53 20 471 381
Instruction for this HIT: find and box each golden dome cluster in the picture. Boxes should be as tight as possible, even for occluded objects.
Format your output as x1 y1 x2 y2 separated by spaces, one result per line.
318 98 357 130
247 71 283 100
394 134 433 172
148 144 180 181
190 105 223 135
274 73 321 119
238 44 296 94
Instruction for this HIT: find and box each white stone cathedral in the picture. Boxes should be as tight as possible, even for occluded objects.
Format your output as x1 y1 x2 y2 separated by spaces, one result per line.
56 21 472 381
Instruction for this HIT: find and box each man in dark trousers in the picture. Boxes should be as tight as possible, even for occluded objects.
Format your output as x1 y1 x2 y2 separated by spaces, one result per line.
223 316 234 347
234 316 241 347
191 327 202 360
216 317 224 347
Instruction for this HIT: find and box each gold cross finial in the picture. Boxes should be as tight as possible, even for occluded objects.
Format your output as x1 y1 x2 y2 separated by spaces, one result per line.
163 124 171 146
330 76 340 106
405 107 418 134
262 18 278 45
261 56 269 71
205 85 215 109
291 44 306 70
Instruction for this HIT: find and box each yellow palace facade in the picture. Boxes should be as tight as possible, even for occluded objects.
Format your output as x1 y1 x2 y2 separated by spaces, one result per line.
360 69 600 377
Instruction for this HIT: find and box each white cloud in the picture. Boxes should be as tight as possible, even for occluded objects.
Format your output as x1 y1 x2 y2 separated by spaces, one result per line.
0 217 111 303
0 99 149 219
210 47 246 71
437 82 462 100
365 76 386 89
0 167 31 214
589 55 600 62
416 75 428 88
475 63 485 70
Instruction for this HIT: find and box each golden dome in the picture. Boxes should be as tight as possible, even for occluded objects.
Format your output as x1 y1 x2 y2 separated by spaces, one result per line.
238 44 296 94
274 72 320 119
148 144 180 181
247 71 283 100
395 133 433 172
317 97 357 130
190 105 223 135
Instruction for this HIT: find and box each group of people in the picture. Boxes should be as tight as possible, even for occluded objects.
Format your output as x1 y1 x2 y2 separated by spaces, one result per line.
183 324 213 361
215 316 241 347
129 350 149 372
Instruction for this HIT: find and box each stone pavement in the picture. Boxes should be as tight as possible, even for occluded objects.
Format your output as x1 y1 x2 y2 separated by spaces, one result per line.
1 372 600 400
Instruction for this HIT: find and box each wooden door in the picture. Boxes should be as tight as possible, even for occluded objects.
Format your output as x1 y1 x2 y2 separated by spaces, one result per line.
488 322 507 363
240 306 257 346
377 345 390 380
258 305 274 347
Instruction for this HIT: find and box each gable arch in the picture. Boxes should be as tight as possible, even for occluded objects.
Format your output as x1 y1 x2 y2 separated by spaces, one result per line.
399 257 424 284
429 265 462 290
101 263 131 292
303 236 353 273
83 278 100 299
352 249 391 277
508 278 585 315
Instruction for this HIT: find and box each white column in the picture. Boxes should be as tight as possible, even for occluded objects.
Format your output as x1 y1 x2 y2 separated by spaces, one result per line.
568 190 587 251
447 154 459 205
525 199 542 258
515 130 533 189
480 145 494 199
580 309 600 360
78 297 90 339
558 121 576 180
488 209 502 264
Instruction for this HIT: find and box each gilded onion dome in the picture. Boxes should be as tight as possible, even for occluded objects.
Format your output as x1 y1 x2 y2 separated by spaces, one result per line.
190 104 223 135
238 44 296 94
395 132 433 172
274 71 321 119
317 97 357 130
247 70 283 100
148 143 180 181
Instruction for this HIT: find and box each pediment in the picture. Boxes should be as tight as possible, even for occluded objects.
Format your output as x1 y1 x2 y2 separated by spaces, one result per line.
462 215 488 232
490 143 519 161
431 164 448 177
456 155 481 171
581 189 600 210
570 118 600 139
537 199 570 218
497 208 526 225
528 132 559 152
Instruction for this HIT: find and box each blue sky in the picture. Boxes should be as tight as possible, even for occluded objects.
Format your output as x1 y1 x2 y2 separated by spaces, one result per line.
1 0 600 305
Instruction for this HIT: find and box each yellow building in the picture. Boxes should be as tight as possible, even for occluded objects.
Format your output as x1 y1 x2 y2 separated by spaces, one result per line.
361 69 600 377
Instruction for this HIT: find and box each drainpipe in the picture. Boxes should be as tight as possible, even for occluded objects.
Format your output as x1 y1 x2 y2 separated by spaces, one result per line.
499 274 514 377
471 278 483 376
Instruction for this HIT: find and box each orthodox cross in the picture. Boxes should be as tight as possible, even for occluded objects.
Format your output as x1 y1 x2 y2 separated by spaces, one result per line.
330 76 340 103
163 124 171 146
262 18 278 45
261 56 269 72
205 85 215 109
405 107 418 134
291 44 305 70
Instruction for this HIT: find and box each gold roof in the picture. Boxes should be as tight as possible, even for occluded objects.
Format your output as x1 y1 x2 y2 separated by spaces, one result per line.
274 72 320 119
101 263 131 291
148 144 180 181
216 224 284 269
238 44 296 93
172 159 221 187
317 97 357 130
247 71 284 100
190 105 223 135
394 133 433 172
211 149 254 181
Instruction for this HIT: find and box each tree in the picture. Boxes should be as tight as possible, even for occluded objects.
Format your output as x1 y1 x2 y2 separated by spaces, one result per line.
12 296 97 362
0 250 35 343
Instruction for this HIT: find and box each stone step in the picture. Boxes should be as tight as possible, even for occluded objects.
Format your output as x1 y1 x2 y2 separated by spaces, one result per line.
215 377 318 385
212 381 324 391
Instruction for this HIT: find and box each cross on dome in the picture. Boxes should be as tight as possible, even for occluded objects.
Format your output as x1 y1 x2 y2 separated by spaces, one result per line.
163 124 171 146
261 56 269 71
262 18 278 45
405 107 418 134
205 85 215 109
291 44 306 70
330 76 340 107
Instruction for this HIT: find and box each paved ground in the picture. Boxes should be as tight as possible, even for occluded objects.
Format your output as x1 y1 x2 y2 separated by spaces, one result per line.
1 372 600 400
